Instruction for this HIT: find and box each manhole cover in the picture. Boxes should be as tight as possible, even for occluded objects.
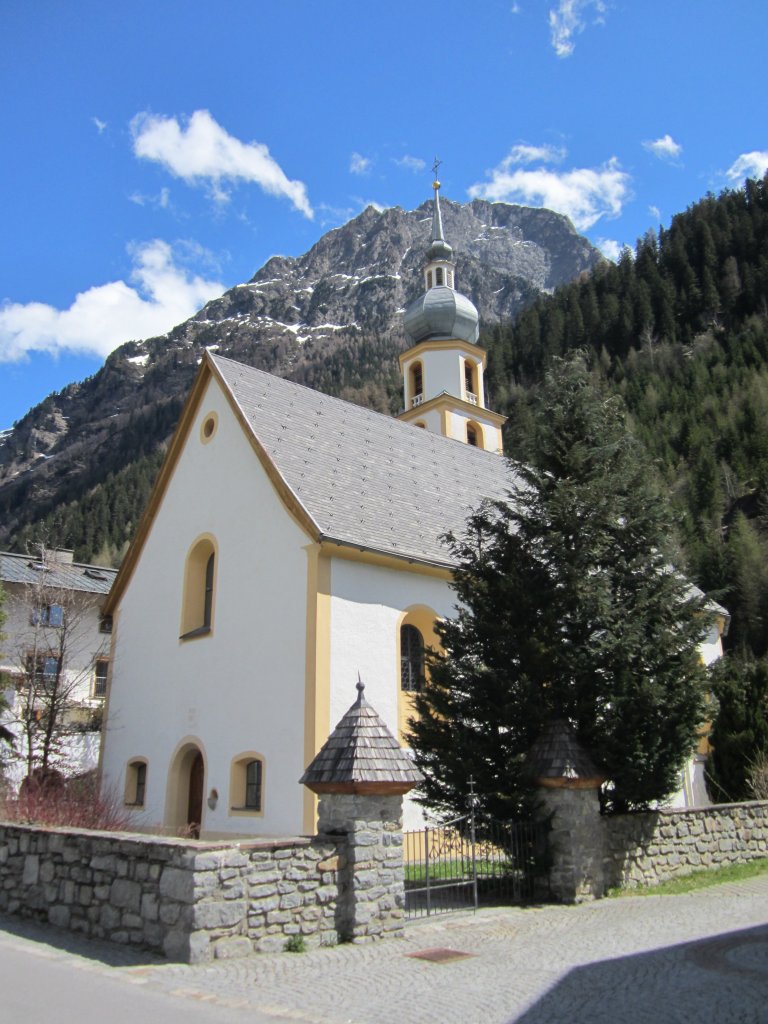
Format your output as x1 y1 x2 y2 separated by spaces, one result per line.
406 947 476 963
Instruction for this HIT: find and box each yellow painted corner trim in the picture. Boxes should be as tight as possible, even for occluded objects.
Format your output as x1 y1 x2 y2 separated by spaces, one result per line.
303 544 331 834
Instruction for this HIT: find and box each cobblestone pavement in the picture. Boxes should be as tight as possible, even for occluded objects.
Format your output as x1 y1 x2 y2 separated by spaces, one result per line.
2 876 768 1023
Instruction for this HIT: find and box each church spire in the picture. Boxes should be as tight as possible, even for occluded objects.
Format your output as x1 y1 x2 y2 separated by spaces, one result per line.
398 163 507 453
427 158 453 263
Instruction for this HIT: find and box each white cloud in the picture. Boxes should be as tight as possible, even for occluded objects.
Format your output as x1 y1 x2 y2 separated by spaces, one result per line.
649 205 661 221
354 197 386 213
510 3 522 13
394 155 426 173
468 151 631 231
643 134 682 162
0 240 224 363
549 0 606 58
131 110 313 218
725 150 768 182
129 187 171 210
350 152 372 175
595 237 622 261
92 117 107 134
505 143 566 165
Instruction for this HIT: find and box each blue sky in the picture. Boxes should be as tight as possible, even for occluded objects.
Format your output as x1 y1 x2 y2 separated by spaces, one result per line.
1 0 766 430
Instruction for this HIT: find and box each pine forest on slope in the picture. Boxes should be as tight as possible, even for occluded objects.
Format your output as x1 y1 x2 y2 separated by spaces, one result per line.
4 179 768 663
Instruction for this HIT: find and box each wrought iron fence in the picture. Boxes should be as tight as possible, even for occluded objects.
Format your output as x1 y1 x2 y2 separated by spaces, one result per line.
403 802 548 919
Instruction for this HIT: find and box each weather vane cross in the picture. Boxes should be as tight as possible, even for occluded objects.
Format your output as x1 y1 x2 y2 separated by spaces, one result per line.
432 156 442 179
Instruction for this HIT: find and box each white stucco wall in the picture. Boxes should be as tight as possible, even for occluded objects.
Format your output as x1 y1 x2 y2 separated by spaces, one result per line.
101 376 311 838
403 349 465 405
326 556 456 829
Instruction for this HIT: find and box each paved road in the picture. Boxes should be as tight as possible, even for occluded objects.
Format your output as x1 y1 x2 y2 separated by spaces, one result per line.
2 875 768 1023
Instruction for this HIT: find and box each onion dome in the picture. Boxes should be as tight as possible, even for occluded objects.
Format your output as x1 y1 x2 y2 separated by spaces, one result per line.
403 288 479 345
403 165 480 345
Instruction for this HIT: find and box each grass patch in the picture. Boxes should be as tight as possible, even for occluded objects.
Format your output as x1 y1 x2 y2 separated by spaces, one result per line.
607 857 768 897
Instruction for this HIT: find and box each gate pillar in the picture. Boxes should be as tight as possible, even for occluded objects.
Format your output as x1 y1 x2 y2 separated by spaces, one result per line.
527 720 606 903
300 678 423 942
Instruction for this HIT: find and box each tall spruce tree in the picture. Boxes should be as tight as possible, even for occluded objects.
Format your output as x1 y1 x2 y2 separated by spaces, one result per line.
408 353 711 818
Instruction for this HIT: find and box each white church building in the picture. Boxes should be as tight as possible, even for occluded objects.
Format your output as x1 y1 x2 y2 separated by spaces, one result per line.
100 179 726 838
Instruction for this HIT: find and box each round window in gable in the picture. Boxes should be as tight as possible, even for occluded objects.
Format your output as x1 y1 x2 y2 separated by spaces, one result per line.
200 412 218 443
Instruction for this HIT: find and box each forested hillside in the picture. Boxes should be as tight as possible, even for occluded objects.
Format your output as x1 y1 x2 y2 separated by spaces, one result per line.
486 174 768 661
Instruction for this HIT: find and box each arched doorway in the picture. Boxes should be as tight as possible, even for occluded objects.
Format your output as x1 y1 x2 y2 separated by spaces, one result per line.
165 739 206 837
187 751 204 838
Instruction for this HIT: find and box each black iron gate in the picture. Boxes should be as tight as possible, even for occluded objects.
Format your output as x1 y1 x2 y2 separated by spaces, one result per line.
404 811 548 920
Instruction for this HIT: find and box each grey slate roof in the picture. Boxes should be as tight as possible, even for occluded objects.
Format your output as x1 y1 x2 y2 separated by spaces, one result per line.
300 680 424 789
0 551 117 596
525 720 605 787
212 353 519 567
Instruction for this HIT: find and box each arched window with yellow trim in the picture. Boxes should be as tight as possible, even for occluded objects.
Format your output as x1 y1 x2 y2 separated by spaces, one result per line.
180 536 217 639
397 607 441 745
400 624 425 692
229 752 265 816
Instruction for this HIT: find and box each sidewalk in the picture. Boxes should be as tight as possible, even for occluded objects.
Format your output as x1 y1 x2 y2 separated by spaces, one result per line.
2 875 768 1023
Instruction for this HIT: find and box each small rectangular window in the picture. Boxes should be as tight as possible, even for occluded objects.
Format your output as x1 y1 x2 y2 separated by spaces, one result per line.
134 763 147 806
245 760 263 811
31 604 65 627
99 615 113 634
93 659 109 698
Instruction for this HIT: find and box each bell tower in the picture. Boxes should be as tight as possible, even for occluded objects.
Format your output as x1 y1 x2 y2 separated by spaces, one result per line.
398 162 506 453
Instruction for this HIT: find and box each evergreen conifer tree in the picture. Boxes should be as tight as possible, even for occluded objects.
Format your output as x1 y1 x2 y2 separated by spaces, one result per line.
408 353 710 818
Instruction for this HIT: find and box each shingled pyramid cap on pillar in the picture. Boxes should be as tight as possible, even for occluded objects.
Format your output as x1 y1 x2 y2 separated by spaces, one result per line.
300 677 424 795
526 719 605 790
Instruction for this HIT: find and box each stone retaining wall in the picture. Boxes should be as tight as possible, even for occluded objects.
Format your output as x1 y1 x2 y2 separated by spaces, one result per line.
603 800 768 889
0 822 342 962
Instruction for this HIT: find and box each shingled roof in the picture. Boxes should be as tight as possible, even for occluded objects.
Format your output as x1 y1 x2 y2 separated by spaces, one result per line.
525 719 605 790
300 679 424 794
212 353 519 568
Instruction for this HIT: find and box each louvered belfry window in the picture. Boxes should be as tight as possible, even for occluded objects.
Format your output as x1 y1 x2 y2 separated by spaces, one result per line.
400 624 425 692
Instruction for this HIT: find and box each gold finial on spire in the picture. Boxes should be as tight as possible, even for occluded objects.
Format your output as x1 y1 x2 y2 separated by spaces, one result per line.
432 156 442 191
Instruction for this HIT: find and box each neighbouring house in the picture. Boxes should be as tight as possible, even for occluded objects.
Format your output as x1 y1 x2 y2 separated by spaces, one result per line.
99 178 728 839
0 548 117 789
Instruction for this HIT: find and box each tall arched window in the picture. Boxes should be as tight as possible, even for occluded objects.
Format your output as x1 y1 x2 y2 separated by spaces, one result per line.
180 536 217 639
410 361 424 406
435 267 444 286
400 624 425 692
466 424 478 447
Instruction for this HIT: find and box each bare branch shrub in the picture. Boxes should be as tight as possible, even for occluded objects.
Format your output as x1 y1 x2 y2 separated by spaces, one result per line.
1 771 134 831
